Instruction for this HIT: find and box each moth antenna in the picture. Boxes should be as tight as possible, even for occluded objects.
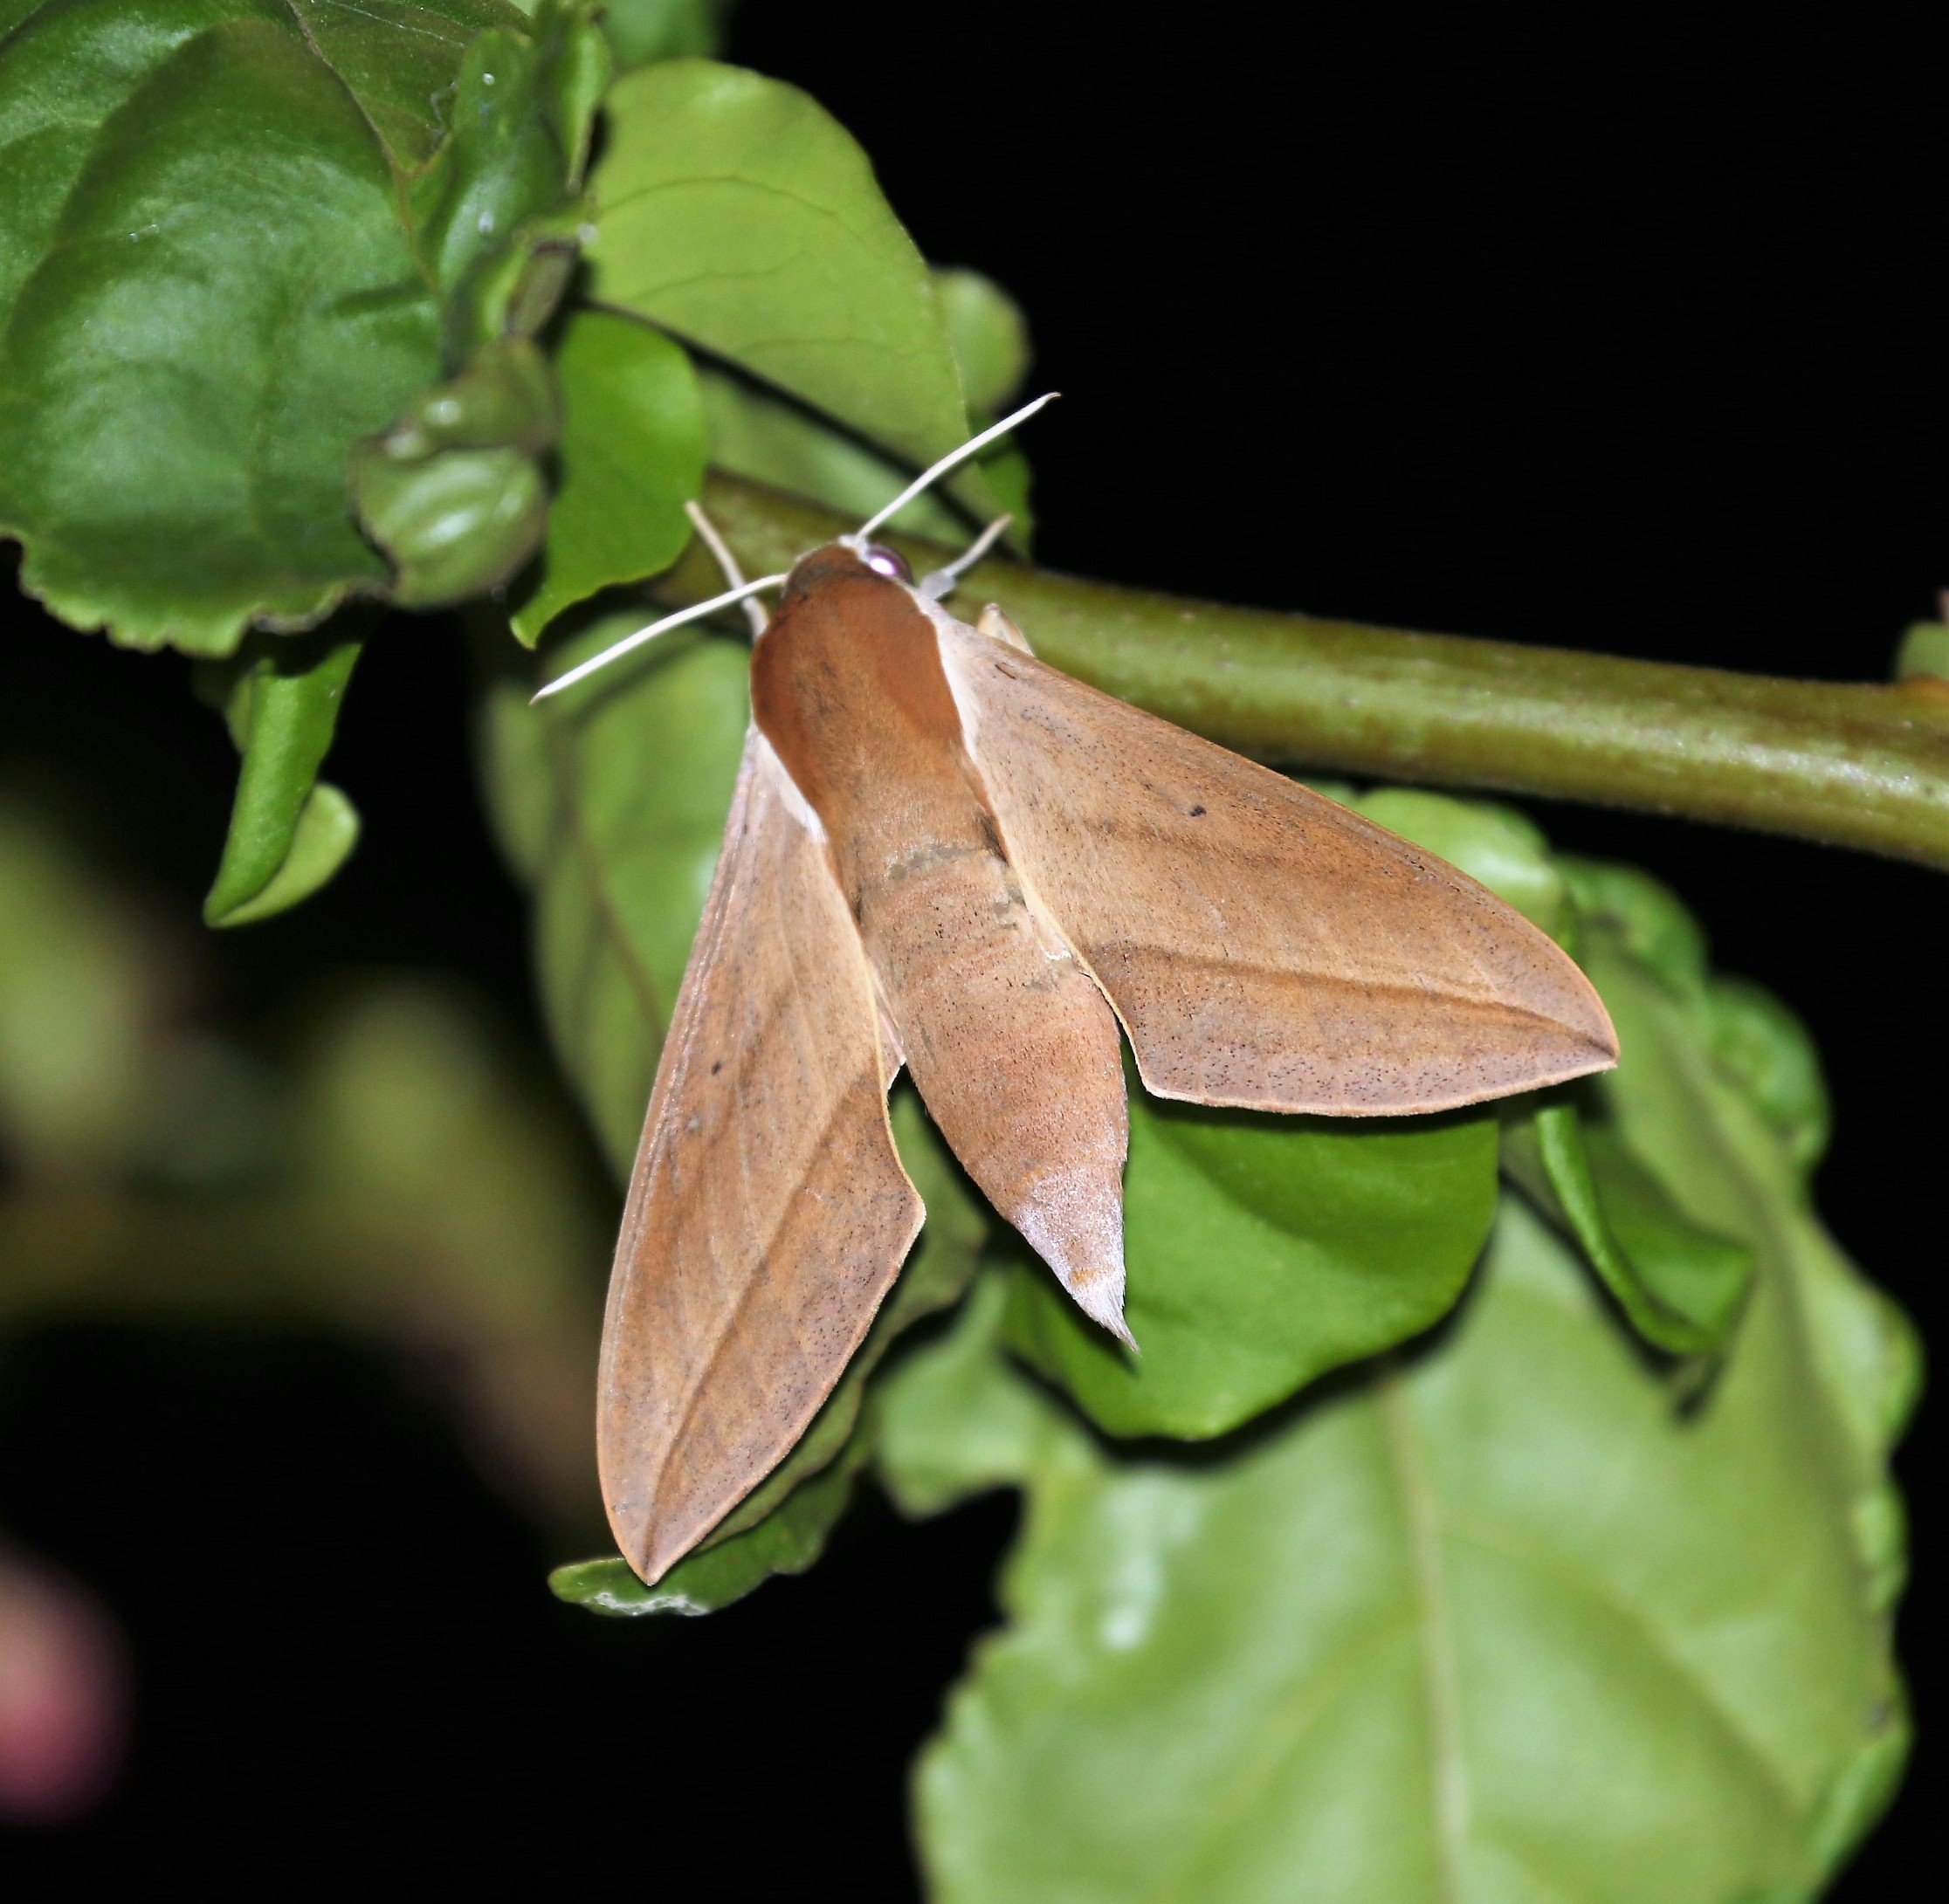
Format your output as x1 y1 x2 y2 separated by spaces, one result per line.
851 392 1058 543
685 500 768 638
530 573 787 704
919 512 1014 601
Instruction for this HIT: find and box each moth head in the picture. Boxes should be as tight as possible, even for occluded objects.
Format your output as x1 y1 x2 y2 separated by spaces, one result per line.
782 540 897 602
529 395 1057 704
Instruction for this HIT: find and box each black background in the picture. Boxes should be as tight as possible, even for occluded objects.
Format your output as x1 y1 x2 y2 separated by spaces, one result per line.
3 2 1941 1892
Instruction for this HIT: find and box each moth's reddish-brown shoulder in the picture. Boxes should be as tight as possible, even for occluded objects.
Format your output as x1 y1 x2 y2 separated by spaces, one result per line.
778 542 876 605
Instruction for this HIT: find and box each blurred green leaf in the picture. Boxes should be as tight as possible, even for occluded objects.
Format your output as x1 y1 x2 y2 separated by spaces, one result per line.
1573 879 1921 1595
933 267 1032 420
1563 855 1711 999
596 0 733 72
0 812 609 1519
888 894 1915 1900
0 0 603 652
1006 1091 1498 1440
932 265 1034 526
198 624 364 925
1704 976 1830 1173
0 805 150 1172
509 311 706 643
588 59 1008 526
1504 1098 1753 1356
1892 617 1949 683
477 621 749 1172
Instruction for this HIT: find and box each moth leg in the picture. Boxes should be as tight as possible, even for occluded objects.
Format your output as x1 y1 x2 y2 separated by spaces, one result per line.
975 602 1033 652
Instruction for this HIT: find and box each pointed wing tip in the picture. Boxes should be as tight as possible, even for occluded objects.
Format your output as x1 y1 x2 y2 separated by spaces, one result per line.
605 1500 706 1591
1065 1269 1137 1351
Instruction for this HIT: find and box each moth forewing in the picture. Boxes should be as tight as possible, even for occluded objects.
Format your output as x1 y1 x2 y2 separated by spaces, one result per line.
927 600 1618 1115
596 727 922 1584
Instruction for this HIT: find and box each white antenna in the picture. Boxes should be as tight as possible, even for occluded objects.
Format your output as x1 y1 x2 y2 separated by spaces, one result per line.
529 572 786 704
851 392 1058 542
529 396 1058 705
919 512 1014 601
685 499 769 637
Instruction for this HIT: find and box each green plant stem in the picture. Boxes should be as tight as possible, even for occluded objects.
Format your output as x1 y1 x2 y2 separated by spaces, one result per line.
673 475 1949 872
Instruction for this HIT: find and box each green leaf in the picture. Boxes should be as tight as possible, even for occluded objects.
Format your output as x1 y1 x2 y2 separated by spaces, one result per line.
198 623 365 925
1503 1097 1753 1356
588 59 1004 521
248 3 522 171
1005 1089 1498 1440
508 310 706 643
933 267 1033 420
404 3 609 362
687 290 1035 546
876 1274 1070 1523
596 0 733 72
698 368 975 541
350 336 561 607
886 870 1914 1904
476 620 749 1173
1364 797 1755 1351
0 0 602 652
212 782 362 928
549 1429 870 1618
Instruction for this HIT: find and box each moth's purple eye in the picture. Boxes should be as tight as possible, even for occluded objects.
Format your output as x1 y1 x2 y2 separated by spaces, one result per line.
861 541 912 582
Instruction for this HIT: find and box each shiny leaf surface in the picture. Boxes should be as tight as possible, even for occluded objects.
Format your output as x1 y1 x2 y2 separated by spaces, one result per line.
0 0 601 651
589 59 971 473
